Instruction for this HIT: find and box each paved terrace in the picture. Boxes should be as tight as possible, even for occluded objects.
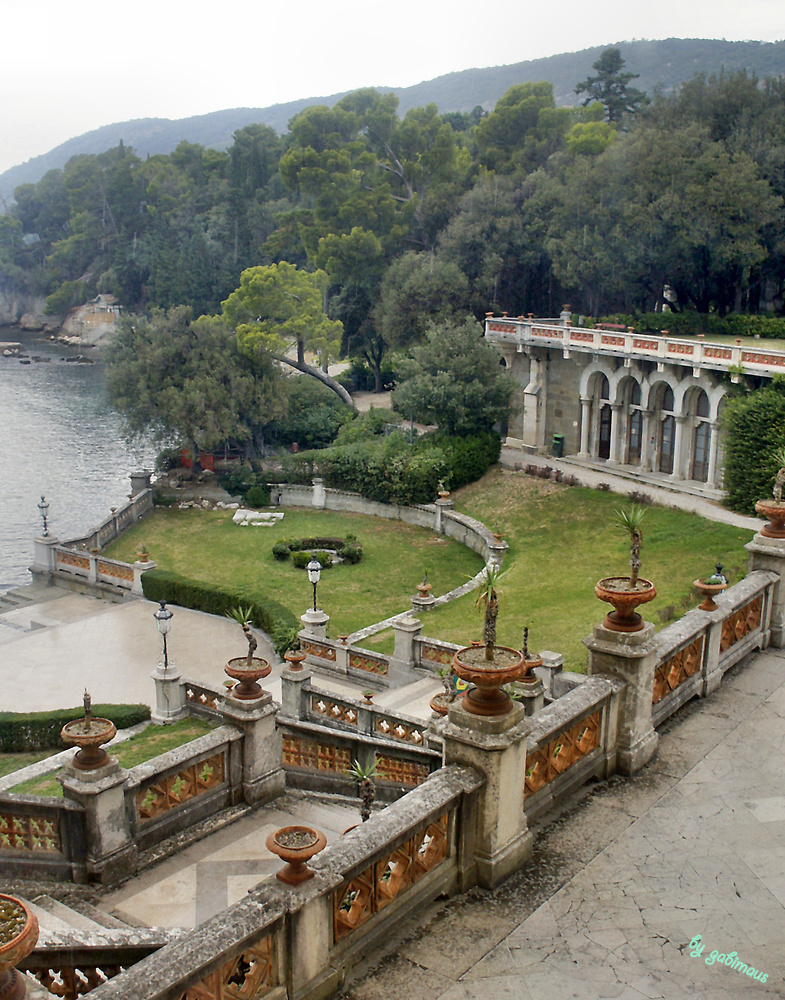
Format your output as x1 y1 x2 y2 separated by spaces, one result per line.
338 645 785 1000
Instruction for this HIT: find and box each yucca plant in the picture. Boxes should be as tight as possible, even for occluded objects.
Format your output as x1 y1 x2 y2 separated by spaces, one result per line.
474 564 506 661
772 446 785 501
226 605 257 666
613 505 646 586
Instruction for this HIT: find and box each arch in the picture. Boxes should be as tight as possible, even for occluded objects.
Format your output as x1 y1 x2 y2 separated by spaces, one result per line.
579 362 615 400
578 363 615 461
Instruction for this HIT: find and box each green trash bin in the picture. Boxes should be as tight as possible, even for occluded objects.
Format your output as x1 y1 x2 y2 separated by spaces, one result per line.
552 433 564 458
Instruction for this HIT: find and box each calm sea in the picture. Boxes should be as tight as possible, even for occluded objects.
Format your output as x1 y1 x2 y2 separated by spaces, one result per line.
0 329 156 593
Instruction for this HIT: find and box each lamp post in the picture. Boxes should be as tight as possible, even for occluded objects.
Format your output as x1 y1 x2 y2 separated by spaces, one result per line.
154 600 173 671
307 553 322 612
38 495 49 537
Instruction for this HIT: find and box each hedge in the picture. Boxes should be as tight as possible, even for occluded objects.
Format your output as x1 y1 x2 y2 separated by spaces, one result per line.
273 535 363 566
141 569 298 638
722 382 785 513
0 704 151 752
591 312 785 341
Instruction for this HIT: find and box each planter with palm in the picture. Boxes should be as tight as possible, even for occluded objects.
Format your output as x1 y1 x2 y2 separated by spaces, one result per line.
224 605 271 699
595 505 656 632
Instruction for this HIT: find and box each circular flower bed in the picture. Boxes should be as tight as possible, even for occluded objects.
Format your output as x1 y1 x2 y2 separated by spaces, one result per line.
272 535 363 567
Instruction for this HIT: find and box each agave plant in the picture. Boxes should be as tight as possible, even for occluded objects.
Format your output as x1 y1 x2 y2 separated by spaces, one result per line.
226 605 257 666
348 758 377 822
772 446 785 501
474 564 506 662
613 505 646 586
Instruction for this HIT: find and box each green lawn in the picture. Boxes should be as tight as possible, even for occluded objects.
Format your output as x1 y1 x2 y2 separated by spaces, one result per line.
6 718 216 797
0 751 55 779
104 472 753 672
104 507 484 637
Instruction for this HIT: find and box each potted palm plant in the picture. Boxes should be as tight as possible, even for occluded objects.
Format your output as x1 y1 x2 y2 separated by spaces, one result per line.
595 505 656 632
451 565 529 717
224 606 271 699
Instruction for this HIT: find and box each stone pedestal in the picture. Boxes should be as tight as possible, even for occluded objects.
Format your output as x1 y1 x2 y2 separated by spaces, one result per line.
388 616 422 684
133 558 156 597
442 701 532 889
31 534 59 576
411 593 436 615
516 675 544 715
151 663 187 724
434 497 453 534
537 650 564 700
747 532 785 647
280 664 312 719
300 608 329 641
584 621 658 775
220 694 284 806
312 478 326 508
59 759 137 884
129 470 152 495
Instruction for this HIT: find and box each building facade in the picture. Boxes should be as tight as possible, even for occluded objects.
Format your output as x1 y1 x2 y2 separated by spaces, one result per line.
485 310 785 494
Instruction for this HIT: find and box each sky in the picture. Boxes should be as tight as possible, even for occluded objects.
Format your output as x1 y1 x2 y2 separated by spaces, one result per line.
2 0 785 176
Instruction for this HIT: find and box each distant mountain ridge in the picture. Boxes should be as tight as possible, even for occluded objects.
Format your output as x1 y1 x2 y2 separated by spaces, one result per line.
4 37 785 198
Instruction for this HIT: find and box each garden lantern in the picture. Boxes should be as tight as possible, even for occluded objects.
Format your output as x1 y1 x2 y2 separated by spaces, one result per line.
154 600 173 671
307 553 322 612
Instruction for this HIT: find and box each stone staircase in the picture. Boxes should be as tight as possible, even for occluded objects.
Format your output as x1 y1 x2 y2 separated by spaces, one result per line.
18 894 183 996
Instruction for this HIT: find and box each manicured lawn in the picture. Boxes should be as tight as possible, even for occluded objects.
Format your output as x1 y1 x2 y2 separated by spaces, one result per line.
6 718 216 797
104 507 485 637
0 751 55 779
415 469 753 670
104 472 753 671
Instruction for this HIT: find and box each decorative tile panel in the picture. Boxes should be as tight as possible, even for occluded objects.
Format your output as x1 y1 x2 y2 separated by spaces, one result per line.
419 644 454 666
304 641 336 662
653 635 704 704
172 935 276 999
524 710 601 798
375 756 429 787
282 735 351 772
35 964 123 998
374 718 424 746
348 652 388 675
56 550 90 570
0 812 60 852
97 560 134 582
310 697 358 727
136 753 225 822
720 595 762 653
185 686 220 712
334 812 449 941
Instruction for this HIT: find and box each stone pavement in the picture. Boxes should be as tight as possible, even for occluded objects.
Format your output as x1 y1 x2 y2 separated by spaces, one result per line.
338 646 785 1000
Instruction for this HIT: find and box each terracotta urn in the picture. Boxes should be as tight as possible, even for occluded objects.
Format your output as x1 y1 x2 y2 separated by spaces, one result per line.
0 895 39 1000
283 649 307 671
61 715 116 771
451 645 531 716
595 577 656 632
416 580 433 599
694 566 728 612
362 691 374 706
755 499 785 538
224 656 271 700
429 692 450 716
266 825 326 885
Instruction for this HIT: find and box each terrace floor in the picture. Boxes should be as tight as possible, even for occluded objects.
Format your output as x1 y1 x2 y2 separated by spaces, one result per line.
338 644 785 1000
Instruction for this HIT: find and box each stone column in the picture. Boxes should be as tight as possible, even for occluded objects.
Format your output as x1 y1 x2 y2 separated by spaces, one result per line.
132 558 156 597
747 532 785 648
639 409 653 471
707 421 720 488
59 759 137 884
671 415 687 480
220 692 284 806
578 398 592 458
584 621 658 775
151 662 187 724
434 496 453 534
387 616 422 684
442 702 532 889
312 478 326 508
607 403 623 465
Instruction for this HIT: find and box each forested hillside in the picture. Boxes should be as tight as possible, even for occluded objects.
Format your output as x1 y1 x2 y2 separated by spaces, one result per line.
3 37 785 196
4 55 785 395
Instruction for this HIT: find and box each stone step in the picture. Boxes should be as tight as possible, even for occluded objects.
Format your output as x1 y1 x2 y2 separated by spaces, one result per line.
59 897 136 931
31 895 110 934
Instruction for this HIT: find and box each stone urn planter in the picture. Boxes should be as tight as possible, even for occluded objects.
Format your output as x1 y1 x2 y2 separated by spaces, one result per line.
283 649 307 671
429 692 450 716
755 498 785 538
0 895 39 1000
595 577 657 632
452 644 531 716
61 692 116 771
694 564 728 612
224 657 271 700
266 825 326 885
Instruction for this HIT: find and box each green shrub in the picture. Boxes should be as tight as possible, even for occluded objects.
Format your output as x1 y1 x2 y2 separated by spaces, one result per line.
141 570 297 638
44 280 90 316
291 550 333 569
336 358 397 392
339 542 363 564
429 431 502 489
272 541 291 561
334 408 400 445
268 378 354 449
0 705 151 752
597 312 785 341
244 484 271 508
723 381 785 513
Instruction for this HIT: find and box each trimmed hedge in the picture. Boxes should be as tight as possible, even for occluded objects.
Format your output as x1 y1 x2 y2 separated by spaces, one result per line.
141 569 298 638
292 549 334 569
592 312 785 341
0 704 151 752
722 382 785 513
272 535 364 566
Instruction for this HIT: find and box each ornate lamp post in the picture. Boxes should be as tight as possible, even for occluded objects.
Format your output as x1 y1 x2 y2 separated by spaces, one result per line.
154 600 173 671
37 496 49 537
307 553 322 612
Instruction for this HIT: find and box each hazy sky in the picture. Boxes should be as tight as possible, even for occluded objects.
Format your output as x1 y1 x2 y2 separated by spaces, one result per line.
2 0 785 175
